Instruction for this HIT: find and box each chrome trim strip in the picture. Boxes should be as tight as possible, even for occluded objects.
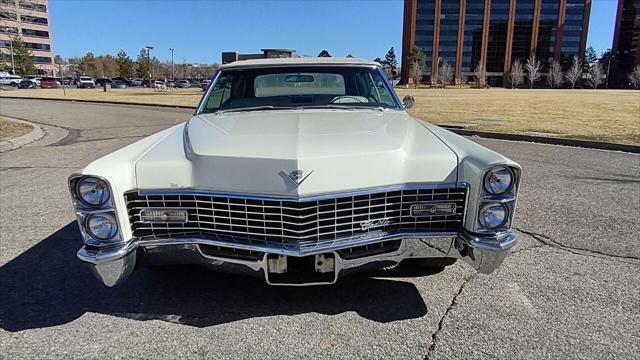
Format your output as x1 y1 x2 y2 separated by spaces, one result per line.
137 182 470 202
135 231 459 257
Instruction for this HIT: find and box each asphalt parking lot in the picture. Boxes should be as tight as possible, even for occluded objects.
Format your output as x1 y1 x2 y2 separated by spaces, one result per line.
0 98 638 359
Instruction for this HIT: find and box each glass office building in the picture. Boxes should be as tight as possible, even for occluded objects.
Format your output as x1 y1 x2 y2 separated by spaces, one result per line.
401 0 592 86
613 0 640 85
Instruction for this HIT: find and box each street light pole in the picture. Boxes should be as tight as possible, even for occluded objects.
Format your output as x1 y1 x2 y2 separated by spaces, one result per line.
169 48 175 80
145 45 153 87
9 38 15 74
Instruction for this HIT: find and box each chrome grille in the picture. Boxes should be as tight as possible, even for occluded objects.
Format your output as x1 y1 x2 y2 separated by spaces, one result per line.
125 186 467 247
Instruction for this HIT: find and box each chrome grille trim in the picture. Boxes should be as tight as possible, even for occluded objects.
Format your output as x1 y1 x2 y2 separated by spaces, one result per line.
126 184 468 249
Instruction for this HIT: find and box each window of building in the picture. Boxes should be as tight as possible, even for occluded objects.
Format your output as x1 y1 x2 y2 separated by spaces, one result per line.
21 28 49 38
0 26 18 34
19 0 47 12
486 0 510 74
20 15 48 25
33 56 51 64
26 42 50 51
1 11 18 21
536 0 561 68
511 0 536 66
461 0 484 73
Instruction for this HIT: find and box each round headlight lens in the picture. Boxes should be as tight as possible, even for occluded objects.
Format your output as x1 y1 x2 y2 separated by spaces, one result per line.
484 167 513 195
478 203 508 229
86 213 118 240
76 177 110 206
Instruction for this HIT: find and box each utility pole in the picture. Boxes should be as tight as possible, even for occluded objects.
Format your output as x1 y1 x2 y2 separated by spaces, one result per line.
9 38 15 74
145 45 153 87
169 48 175 80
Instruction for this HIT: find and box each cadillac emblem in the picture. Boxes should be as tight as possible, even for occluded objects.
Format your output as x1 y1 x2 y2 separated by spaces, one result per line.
287 169 314 186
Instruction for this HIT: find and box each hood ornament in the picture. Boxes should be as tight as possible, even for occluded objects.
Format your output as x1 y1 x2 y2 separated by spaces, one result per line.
287 169 314 186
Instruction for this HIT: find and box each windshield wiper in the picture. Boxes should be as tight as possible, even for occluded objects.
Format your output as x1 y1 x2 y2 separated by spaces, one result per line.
300 104 385 111
215 106 291 114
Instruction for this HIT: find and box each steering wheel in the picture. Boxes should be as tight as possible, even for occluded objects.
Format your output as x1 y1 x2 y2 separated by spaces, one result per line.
330 95 368 104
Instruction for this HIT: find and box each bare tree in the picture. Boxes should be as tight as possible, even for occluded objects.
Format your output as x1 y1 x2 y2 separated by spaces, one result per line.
473 61 487 88
628 65 640 89
546 60 563 88
565 56 583 89
587 61 604 90
438 61 454 88
525 54 542 88
509 59 525 89
408 47 425 88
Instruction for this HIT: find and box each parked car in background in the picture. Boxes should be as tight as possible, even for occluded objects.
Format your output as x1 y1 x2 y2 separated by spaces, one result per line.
95 78 112 87
111 79 126 88
189 80 201 88
175 80 191 88
62 77 74 85
166 80 176 88
111 77 131 86
200 79 211 90
0 73 23 87
77 76 96 88
40 77 59 89
69 58 521 287
130 78 143 87
17 79 38 89
154 80 167 90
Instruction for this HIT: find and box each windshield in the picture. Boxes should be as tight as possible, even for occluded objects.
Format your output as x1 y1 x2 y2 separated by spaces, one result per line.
199 66 399 114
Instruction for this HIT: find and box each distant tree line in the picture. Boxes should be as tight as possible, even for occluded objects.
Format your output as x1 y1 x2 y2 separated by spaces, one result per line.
57 49 218 80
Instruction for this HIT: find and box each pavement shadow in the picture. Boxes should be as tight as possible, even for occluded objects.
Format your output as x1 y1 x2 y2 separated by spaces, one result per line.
0 222 433 332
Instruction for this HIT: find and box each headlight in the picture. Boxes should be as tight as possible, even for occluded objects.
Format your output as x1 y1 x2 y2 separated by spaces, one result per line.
86 213 118 240
484 167 513 195
76 177 110 206
478 203 507 229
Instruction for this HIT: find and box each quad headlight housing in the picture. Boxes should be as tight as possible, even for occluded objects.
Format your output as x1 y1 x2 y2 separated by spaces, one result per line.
475 165 520 233
69 175 122 246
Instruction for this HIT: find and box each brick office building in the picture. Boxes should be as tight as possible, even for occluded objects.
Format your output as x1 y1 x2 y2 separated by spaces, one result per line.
401 0 591 86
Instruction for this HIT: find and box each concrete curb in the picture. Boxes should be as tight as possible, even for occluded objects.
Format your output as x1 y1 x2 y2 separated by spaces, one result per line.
0 117 45 153
3 96 638 153
441 127 640 154
0 95 196 110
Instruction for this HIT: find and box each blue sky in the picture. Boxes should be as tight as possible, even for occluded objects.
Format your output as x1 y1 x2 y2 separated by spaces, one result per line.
50 0 618 63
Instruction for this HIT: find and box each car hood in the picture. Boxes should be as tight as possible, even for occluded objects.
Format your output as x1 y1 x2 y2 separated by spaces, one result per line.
134 109 459 196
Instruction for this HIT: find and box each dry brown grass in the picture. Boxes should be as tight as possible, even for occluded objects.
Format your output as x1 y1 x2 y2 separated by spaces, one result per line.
0 116 33 141
396 88 640 144
2 87 639 144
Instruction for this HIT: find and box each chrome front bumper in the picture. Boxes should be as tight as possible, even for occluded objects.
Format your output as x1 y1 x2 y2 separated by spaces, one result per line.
77 231 517 287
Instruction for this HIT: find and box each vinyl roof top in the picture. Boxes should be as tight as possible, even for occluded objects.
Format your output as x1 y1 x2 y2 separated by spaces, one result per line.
219 57 381 69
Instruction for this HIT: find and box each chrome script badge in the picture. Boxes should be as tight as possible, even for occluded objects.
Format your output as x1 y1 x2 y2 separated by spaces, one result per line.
360 218 392 231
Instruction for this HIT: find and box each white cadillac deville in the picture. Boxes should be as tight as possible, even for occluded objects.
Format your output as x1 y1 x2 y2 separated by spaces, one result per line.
68 58 521 287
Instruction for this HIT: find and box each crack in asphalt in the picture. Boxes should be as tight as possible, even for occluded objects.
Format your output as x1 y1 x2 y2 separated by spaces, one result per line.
424 273 475 360
515 227 640 263
55 135 145 145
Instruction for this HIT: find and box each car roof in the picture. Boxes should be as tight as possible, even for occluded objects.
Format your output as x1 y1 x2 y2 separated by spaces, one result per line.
218 57 380 70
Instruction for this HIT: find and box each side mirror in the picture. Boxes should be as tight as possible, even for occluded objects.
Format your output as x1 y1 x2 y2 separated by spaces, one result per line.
402 95 415 109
